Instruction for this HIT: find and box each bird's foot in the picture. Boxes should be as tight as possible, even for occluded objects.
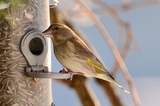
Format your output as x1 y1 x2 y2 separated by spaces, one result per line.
59 68 84 80
69 72 84 81
59 68 69 73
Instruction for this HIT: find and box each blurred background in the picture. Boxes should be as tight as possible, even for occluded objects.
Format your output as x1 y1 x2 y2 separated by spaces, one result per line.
50 0 160 106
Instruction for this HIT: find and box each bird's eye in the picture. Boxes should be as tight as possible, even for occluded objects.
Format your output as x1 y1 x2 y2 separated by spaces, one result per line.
55 27 59 30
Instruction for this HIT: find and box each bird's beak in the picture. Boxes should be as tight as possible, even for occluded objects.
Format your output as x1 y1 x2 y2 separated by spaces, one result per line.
42 29 52 38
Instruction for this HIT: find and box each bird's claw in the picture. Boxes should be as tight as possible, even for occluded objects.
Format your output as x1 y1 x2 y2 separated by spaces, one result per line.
59 68 84 80
69 72 84 81
59 68 69 73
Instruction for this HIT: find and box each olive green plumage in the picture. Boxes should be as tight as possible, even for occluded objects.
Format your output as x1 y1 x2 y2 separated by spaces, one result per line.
43 23 129 93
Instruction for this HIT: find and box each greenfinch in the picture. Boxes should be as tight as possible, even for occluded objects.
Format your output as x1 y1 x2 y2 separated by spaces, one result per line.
43 23 129 93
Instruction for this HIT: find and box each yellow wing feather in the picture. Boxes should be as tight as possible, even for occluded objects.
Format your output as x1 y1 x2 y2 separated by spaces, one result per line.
85 58 106 74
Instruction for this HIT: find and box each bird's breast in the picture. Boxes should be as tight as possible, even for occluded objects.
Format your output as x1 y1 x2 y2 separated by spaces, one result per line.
54 43 76 67
54 44 96 77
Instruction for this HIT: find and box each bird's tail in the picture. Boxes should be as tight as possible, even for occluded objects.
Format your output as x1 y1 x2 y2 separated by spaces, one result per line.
95 74 129 93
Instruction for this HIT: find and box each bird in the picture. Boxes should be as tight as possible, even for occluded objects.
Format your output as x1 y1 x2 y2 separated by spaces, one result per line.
42 23 129 93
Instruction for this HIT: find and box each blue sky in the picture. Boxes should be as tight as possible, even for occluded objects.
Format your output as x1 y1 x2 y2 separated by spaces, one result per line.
51 1 160 106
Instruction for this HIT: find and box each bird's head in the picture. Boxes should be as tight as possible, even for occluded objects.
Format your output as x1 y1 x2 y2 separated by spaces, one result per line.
42 23 73 45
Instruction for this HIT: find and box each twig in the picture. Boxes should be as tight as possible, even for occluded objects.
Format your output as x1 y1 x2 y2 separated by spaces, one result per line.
57 76 101 106
112 23 133 76
114 0 160 12
91 0 160 15
96 79 124 106
92 0 133 76
75 0 141 106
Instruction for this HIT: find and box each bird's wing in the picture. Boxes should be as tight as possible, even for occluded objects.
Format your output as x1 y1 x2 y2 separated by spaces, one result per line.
67 37 107 74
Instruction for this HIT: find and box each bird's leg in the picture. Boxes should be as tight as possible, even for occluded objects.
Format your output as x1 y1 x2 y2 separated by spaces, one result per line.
69 72 84 81
59 68 84 80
